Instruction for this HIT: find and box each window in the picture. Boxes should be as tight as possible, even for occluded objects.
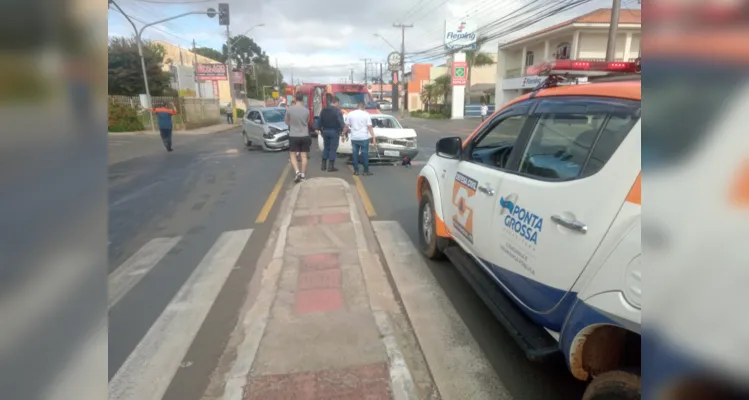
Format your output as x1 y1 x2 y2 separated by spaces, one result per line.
518 107 638 180
525 51 535 67
262 109 285 123
470 114 529 169
556 43 571 60
335 92 377 109
248 110 261 122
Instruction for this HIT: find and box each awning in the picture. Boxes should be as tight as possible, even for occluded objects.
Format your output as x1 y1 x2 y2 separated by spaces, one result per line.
469 83 495 94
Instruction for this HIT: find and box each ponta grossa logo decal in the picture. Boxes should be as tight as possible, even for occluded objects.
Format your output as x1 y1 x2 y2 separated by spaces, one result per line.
452 172 478 243
500 194 544 245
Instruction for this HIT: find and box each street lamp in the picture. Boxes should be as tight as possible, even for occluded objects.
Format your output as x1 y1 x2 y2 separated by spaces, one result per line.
373 33 399 52
239 23 265 37
109 0 216 132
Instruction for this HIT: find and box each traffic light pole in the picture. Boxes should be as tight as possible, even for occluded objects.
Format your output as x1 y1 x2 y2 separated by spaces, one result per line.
109 0 214 132
225 25 237 123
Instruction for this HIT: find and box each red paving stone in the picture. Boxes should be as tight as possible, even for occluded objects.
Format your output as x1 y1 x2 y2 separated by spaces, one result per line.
244 363 391 400
298 269 342 290
319 213 350 224
294 288 344 314
301 253 339 271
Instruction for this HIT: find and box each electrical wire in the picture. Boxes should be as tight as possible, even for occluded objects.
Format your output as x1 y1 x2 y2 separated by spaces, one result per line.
408 0 596 62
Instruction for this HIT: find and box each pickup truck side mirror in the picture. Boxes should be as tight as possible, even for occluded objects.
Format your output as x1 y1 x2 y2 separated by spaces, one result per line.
436 137 462 159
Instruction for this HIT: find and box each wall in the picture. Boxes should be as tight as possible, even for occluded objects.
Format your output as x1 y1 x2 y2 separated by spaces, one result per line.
429 65 447 82
470 53 497 85
407 64 432 111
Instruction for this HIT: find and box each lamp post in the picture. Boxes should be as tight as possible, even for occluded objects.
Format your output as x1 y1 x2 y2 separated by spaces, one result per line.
109 0 216 132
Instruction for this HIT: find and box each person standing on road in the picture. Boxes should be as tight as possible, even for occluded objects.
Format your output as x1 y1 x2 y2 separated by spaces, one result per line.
285 92 312 182
480 101 488 122
344 101 375 176
149 102 177 152
226 106 234 124
316 98 345 172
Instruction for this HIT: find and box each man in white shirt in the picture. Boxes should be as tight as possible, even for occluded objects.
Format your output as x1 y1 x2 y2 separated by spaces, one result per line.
343 101 375 176
480 101 489 122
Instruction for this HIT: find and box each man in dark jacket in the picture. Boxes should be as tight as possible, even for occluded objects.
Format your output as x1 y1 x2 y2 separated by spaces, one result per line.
315 98 345 172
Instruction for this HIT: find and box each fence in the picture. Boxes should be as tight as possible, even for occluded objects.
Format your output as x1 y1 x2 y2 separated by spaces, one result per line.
464 103 496 118
108 95 221 131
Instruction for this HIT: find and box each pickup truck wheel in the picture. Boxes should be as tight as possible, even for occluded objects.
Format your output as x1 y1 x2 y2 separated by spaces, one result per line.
582 371 641 400
418 190 446 260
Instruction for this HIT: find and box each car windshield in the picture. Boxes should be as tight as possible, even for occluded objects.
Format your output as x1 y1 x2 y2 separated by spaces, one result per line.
262 109 285 123
371 116 402 129
643 59 747 169
336 92 377 109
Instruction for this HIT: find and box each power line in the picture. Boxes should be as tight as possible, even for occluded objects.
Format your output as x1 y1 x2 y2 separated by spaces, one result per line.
408 0 596 62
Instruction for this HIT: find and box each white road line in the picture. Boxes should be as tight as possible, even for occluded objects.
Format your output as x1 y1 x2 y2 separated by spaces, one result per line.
108 237 181 309
109 229 253 400
371 221 511 400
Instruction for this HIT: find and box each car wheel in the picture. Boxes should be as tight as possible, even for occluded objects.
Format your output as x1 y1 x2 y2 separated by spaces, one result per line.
243 131 252 147
418 189 446 260
582 371 640 400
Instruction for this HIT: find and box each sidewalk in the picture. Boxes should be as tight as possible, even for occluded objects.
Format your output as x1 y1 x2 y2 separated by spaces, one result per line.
215 178 437 400
108 123 238 136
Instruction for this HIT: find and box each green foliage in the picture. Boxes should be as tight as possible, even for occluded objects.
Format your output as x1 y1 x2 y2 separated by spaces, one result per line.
193 46 225 62
179 88 197 97
108 36 172 96
235 108 245 119
410 109 448 119
108 101 144 132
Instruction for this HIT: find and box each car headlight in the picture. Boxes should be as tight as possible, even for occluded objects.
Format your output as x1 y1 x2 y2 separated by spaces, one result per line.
265 127 286 139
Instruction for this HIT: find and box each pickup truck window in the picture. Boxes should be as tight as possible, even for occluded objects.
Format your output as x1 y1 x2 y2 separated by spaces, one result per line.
519 106 639 180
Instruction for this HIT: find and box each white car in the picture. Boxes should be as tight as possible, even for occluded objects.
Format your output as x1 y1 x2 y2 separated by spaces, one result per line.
317 114 418 161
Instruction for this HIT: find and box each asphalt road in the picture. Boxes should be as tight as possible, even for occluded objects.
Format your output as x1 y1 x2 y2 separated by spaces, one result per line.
107 118 584 400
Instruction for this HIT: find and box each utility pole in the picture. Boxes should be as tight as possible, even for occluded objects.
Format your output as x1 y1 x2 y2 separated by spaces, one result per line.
192 39 203 98
361 58 371 84
350 69 354 84
275 58 280 87
393 23 413 116
605 0 621 62
226 25 237 122
379 63 383 100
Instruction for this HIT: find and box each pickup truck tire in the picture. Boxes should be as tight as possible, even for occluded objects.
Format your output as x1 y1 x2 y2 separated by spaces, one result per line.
582 370 641 400
418 189 446 260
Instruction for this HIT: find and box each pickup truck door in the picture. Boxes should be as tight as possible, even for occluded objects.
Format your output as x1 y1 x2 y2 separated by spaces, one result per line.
441 101 535 259
486 96 641 321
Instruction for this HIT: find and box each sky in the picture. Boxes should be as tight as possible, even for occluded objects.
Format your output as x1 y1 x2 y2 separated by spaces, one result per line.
108 0 641 84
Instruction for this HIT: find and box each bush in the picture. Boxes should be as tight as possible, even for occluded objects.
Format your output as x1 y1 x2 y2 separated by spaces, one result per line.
108 102 144 132
235 108 245 119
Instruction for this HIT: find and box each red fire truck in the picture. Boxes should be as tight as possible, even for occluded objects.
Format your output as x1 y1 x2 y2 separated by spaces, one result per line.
295 83 381 135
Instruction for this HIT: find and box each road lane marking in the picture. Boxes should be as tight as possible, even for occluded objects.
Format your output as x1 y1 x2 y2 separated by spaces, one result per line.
371 221 509 400
255 164 290 223
347 165 377 218
108 237 182 309
109 229 253 400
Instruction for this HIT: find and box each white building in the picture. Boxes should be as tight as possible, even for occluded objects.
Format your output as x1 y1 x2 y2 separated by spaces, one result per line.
494 8 641 104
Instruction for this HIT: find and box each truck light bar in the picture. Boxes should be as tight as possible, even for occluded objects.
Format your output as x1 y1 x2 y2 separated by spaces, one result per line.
526 59 640 77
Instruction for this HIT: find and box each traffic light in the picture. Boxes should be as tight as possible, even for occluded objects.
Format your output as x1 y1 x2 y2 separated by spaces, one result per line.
218 3 229 26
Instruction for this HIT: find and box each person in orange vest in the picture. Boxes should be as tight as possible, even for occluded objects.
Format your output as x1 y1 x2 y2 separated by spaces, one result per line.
148 102 178 152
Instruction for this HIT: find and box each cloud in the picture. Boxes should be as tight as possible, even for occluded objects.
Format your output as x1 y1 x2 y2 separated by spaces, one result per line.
109 0 630 83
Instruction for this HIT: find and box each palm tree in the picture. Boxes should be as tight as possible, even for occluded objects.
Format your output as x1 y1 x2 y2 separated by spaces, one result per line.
462 36 495 104
420 83 435 112
433 74 452 105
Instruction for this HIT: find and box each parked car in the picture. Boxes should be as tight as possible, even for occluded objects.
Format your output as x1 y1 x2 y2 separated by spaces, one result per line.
376 100 392 111
317 114 417 162
242 107 289 151
416 60 642 398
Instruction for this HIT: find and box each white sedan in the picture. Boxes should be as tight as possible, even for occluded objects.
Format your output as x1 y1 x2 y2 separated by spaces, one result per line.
317 114 418 161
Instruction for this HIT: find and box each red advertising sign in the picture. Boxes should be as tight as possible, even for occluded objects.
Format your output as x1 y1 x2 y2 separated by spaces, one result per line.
232 71 245 84
212 81 219 98
452 61 468 85
392 72 398 84
197 63 228 80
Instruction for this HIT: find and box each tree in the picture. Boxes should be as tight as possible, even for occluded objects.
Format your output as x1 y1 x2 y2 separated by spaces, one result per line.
108 36 173 96
223 35 265 68
420 83 437 111
434 74 452 104
463 36 495 104
220 34 283 99
193 46 224 63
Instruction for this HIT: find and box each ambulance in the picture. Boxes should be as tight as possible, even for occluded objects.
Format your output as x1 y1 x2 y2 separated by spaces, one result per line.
295 83 380 136
416 59 643 399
